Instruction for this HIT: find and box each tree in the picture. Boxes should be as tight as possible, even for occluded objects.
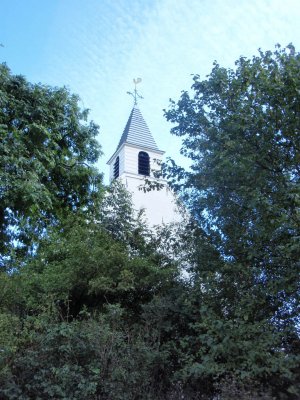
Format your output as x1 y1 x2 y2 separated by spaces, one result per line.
0 63 102 265
0 206 181 399
99 180 148 247
164 44 300 397
19 215 178 319
0 308 169 400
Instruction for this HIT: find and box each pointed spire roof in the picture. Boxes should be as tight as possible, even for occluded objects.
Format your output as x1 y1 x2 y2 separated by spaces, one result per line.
115 106 161 153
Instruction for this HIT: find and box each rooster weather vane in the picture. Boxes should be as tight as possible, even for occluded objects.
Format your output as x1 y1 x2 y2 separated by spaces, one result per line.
127 78 143 105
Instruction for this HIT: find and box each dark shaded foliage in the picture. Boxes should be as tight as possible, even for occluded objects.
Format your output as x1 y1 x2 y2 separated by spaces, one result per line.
163 44 300 398
0 63 102 265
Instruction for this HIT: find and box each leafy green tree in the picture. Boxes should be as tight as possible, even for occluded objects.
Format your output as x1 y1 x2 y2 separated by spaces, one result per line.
0 213 182 399
164 44 300 397
0 186 181 398
17 213 178 320
0 63 102 264
0 311 169 400
99 180 150 251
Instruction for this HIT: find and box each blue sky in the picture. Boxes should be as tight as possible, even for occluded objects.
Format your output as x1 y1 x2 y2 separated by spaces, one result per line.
1 0 300 182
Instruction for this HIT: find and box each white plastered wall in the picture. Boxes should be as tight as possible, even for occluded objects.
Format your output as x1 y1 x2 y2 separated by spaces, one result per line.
108 144 181 226
120 173 181 226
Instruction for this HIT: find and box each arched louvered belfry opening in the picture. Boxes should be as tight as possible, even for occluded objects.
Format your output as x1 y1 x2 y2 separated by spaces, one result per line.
113 156 119 179
138 151 150 176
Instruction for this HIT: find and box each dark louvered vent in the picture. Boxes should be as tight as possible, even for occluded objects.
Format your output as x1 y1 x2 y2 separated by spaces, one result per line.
138 151 150 176
113 156 119 179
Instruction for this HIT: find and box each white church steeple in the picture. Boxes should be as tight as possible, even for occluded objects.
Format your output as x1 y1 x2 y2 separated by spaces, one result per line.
107 82 181 226
107 105 165 182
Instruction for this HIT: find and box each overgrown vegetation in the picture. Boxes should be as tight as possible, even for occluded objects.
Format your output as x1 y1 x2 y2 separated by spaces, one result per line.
0 45 299 399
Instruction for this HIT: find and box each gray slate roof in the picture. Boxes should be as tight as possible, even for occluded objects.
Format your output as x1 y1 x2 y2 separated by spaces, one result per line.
116 106 161 152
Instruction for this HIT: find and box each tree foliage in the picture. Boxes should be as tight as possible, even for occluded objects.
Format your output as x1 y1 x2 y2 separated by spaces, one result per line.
164 44 300 397
0 63 102 263
0 194 181 399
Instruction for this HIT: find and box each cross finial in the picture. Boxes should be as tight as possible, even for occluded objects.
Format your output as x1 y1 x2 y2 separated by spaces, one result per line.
127 78 143 106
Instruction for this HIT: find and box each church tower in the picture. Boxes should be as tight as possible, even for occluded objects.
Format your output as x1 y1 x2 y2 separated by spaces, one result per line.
107 83 180 226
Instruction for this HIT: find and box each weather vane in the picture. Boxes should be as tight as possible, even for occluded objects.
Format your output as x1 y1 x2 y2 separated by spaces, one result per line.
127 78 143 105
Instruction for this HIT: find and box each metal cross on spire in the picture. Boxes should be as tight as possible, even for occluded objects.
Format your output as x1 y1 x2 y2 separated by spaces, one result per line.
127 78 143 106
